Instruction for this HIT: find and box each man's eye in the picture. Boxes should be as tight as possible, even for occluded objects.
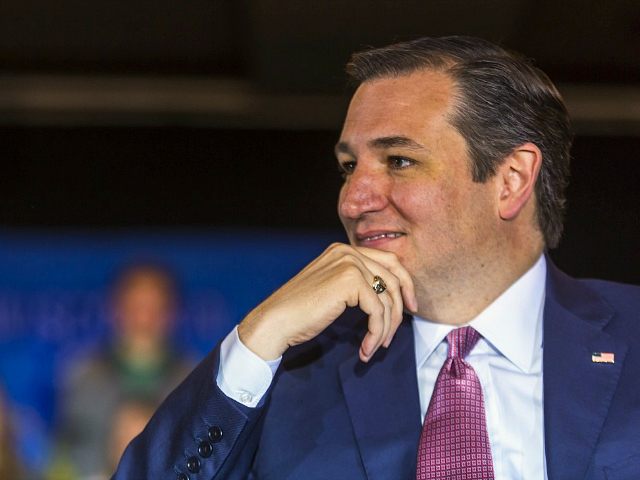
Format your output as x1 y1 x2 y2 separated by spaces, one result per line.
388 156 414 169
338 161 356 176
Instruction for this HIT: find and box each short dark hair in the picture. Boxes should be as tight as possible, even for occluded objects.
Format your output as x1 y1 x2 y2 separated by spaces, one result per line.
346 36 572 249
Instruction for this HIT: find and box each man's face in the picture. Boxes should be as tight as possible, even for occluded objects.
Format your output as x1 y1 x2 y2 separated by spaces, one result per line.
115 272 175 346
336 69 502 298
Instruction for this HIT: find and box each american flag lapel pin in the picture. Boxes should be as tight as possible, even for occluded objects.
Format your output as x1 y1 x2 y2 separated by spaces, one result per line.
592 352 615 364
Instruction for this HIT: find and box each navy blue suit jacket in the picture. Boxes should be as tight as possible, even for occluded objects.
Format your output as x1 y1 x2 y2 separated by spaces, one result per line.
115 262 640 479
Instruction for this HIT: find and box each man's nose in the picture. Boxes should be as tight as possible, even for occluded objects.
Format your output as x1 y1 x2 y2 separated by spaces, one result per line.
338 167 390 219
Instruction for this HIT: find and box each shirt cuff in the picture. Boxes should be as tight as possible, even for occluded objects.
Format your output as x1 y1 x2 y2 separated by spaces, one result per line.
216 325 282 408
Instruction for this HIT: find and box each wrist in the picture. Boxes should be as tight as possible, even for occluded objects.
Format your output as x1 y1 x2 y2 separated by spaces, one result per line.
238 306 289 361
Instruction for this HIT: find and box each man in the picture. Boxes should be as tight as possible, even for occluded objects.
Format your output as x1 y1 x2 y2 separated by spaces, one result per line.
114 37 640 479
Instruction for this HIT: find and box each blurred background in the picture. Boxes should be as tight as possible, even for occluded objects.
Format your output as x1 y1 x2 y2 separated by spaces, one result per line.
0 0 639 478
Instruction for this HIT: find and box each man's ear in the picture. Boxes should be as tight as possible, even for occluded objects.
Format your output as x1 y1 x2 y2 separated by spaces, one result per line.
497 142 542 220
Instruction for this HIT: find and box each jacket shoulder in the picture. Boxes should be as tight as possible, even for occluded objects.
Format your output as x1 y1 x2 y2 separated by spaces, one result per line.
579 277 640 337
580 278 640 312
580 278 640 301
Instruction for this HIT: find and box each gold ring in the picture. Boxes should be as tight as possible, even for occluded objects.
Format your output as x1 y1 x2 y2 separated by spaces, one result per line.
371 275 387 294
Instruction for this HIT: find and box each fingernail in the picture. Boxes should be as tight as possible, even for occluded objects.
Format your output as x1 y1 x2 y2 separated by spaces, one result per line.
359 347 371 362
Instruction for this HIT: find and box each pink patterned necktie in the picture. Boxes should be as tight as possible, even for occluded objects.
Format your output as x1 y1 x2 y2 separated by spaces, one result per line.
416 326 495 480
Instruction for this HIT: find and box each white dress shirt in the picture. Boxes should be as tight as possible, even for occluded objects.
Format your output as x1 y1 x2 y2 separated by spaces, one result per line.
413 255 547 479
217 255 548 479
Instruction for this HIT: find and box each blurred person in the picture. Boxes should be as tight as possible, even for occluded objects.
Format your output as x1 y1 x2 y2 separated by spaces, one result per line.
115 36 640 479
56 264 193 480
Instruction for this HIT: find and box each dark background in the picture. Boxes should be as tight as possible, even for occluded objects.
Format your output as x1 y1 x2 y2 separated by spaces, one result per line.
1 0 639 283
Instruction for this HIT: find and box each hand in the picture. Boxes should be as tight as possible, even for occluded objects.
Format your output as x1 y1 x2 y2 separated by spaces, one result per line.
237 243 418 363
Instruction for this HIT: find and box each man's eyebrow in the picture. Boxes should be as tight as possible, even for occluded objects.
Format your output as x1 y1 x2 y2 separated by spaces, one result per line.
334 136 426 157
369 136 426 151
334 142 353 157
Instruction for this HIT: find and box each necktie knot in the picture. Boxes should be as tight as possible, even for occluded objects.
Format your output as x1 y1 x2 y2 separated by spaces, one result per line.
446 326 480 359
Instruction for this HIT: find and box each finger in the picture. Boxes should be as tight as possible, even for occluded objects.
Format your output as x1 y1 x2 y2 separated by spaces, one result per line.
378 276 403 348
344 253 402 349
383 295 402 348
355 247 418 312
345 251 405 347
349 255 398 346
363 292 392 358
323 247 401 358
360 247 417 312
378 290 393 349
356 282 388 362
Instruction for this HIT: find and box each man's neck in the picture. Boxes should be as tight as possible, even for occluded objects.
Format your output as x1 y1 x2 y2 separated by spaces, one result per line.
413 248 544 325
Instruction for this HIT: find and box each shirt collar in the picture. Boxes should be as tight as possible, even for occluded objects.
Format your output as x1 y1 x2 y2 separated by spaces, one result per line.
413 255 546 373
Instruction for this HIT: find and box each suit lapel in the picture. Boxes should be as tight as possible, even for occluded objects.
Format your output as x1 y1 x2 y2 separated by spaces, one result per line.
543 262 628 480
339 316 422 480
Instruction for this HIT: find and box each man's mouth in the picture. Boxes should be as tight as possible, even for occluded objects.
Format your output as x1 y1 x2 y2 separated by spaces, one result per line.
356 231 405 243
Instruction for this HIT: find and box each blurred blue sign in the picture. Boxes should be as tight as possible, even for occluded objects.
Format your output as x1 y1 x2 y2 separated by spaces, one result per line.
0 228 341 469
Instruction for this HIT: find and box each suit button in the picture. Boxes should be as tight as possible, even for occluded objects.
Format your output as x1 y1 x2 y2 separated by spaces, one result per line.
177 474 189 480
186 455 201 473
208 425 223 443
198 440 213 458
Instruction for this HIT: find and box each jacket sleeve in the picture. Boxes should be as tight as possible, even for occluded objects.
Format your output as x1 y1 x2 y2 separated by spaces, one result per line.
112 345 267 480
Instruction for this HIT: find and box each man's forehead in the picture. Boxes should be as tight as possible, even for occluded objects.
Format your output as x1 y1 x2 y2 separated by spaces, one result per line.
343 70 456 124
337 71 456 157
